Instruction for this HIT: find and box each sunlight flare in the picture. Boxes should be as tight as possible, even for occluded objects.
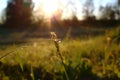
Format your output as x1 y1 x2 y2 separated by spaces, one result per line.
42 0 59 18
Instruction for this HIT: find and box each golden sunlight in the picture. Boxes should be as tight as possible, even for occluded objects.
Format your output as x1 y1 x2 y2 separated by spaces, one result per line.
42 0 59 18
33 0 84 20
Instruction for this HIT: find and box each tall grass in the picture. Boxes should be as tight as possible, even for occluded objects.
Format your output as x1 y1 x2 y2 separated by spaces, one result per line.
0 26 120 79
50 32 69 80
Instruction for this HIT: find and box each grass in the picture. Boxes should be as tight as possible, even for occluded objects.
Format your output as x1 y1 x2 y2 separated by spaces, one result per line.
0 27 120 80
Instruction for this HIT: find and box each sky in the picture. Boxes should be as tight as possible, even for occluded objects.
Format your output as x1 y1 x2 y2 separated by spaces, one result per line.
32 0 118 20
0 0 118 22
0 0 8 22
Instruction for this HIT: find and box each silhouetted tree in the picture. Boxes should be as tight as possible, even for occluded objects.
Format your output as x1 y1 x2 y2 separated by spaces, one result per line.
118 0 120 8
5 0 33 29
82 0 95 19
99 4 118 20
117 0 120 19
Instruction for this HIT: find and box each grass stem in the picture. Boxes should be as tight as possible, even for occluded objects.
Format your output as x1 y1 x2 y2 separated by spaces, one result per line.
51 32 69 80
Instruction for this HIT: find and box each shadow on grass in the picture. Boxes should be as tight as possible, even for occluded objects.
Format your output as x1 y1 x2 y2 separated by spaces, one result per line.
0 62 53 80
0 61 118 80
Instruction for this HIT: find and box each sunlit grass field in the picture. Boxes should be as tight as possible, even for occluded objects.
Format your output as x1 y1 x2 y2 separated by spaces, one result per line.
0 26 120 80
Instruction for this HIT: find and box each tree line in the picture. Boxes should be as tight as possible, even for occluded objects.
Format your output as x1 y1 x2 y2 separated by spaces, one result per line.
0 0 120 29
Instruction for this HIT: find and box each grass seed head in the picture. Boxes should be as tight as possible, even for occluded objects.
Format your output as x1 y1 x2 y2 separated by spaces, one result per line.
50 32 57 40
50 32 61 43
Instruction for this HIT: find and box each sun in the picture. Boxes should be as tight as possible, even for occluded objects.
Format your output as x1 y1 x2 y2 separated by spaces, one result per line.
42 0 58 18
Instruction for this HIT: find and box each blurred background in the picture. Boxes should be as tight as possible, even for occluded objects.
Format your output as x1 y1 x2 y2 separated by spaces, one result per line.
0 0 120 80
0 0 120 39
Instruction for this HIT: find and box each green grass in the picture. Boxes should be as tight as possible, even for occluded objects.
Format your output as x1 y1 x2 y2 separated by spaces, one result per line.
0 27 120 80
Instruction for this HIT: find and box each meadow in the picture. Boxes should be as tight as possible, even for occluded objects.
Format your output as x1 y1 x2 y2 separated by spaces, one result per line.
0 26 120 80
